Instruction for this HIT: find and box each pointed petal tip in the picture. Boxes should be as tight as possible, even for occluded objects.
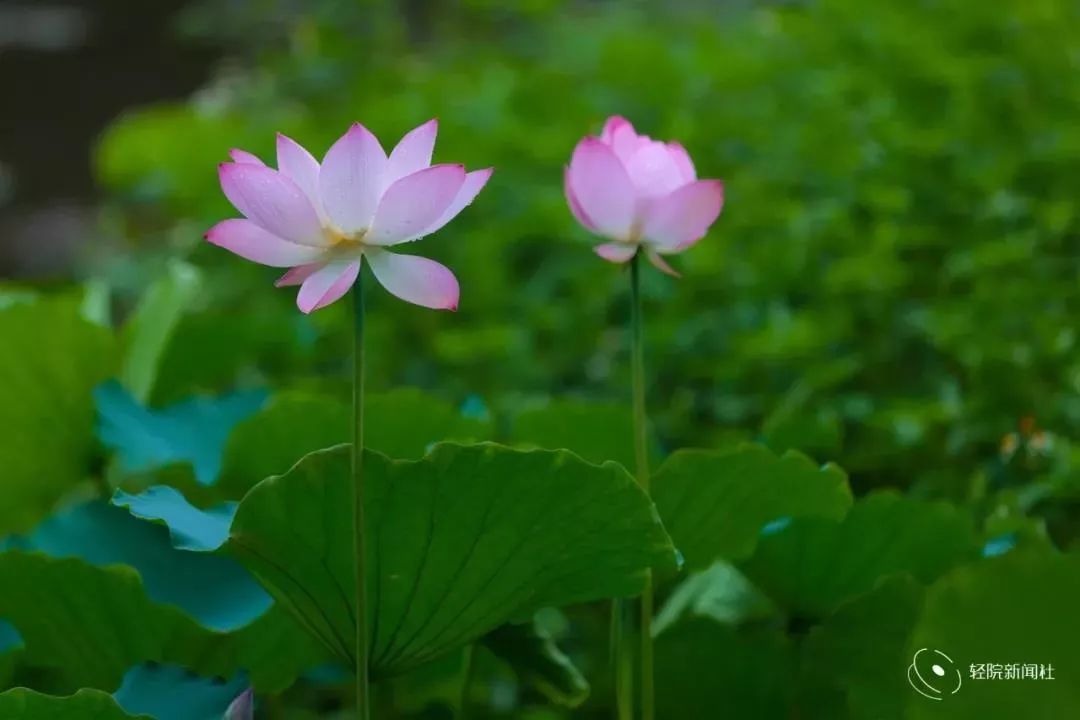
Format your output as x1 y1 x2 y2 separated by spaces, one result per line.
593 243 638 264
647 251 682 278
697 178 726 203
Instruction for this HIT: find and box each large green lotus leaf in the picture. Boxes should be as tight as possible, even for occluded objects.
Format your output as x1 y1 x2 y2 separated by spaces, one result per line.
114 484 585 703
905 552 1080 720
112 484 587 705
0 689 145 719
0 296 116 534
227 443 677 676
509 400 652 470
0 551 325 692
96 382 267 486
216 390 491 498
741 492 975 618
654 617 795 719
112 664 246 720
652 445 853 571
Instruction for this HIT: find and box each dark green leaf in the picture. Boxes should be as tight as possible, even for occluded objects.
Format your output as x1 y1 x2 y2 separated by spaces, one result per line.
216 390 491 498
797 576 925 720
907 552 1080 719
0 689 145 720
6 500 266 631
510 401 648 470
483 620 590 708
652 444 853 572
0 551 325 692
742 492 975 618
655 617 794 719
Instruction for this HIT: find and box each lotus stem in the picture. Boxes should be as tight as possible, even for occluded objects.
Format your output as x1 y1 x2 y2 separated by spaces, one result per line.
630 251 654 720
352 278 371 720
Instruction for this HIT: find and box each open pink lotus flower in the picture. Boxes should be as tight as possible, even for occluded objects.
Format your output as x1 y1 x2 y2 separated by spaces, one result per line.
565 116 724 276
206 120 492 312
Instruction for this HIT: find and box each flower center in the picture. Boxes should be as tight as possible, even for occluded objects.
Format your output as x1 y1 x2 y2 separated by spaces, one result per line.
325 226 364 246
321 227 369 259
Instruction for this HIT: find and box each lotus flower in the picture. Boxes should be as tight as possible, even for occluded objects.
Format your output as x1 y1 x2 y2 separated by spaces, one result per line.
207 120 492 312
565 116 723 276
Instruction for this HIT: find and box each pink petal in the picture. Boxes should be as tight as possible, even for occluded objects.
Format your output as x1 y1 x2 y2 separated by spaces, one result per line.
386 119 438 185
205 219 326 267
646 249 681 277
365 164 466 246
275 263 321 287
564 167 597 232
218 163 324 246
642 180 724 252
364 249 459 310
566 138 636 240
276 133 322 214
594 243 637 264
229 149 265 166
601 116 635 145
609 123 648 165
319 123 387 235
296 260 361 313
624 141 686 198
420 167 493 238
667 142 697 183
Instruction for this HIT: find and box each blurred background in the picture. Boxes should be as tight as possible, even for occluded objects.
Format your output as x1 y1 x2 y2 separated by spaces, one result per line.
5 0 1080 507
3 0 1080 716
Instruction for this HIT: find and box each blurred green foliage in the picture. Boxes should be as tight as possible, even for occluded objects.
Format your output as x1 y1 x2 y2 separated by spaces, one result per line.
5 0 1080 717
94 0 1080 507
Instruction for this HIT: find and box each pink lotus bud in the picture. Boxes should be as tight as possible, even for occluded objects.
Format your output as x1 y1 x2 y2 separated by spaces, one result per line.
565 116 724 276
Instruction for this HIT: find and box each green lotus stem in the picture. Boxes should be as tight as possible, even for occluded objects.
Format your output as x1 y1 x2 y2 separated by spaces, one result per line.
352 279 371 720
611 596 635 720
630 252 654 720
456 643 476 719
